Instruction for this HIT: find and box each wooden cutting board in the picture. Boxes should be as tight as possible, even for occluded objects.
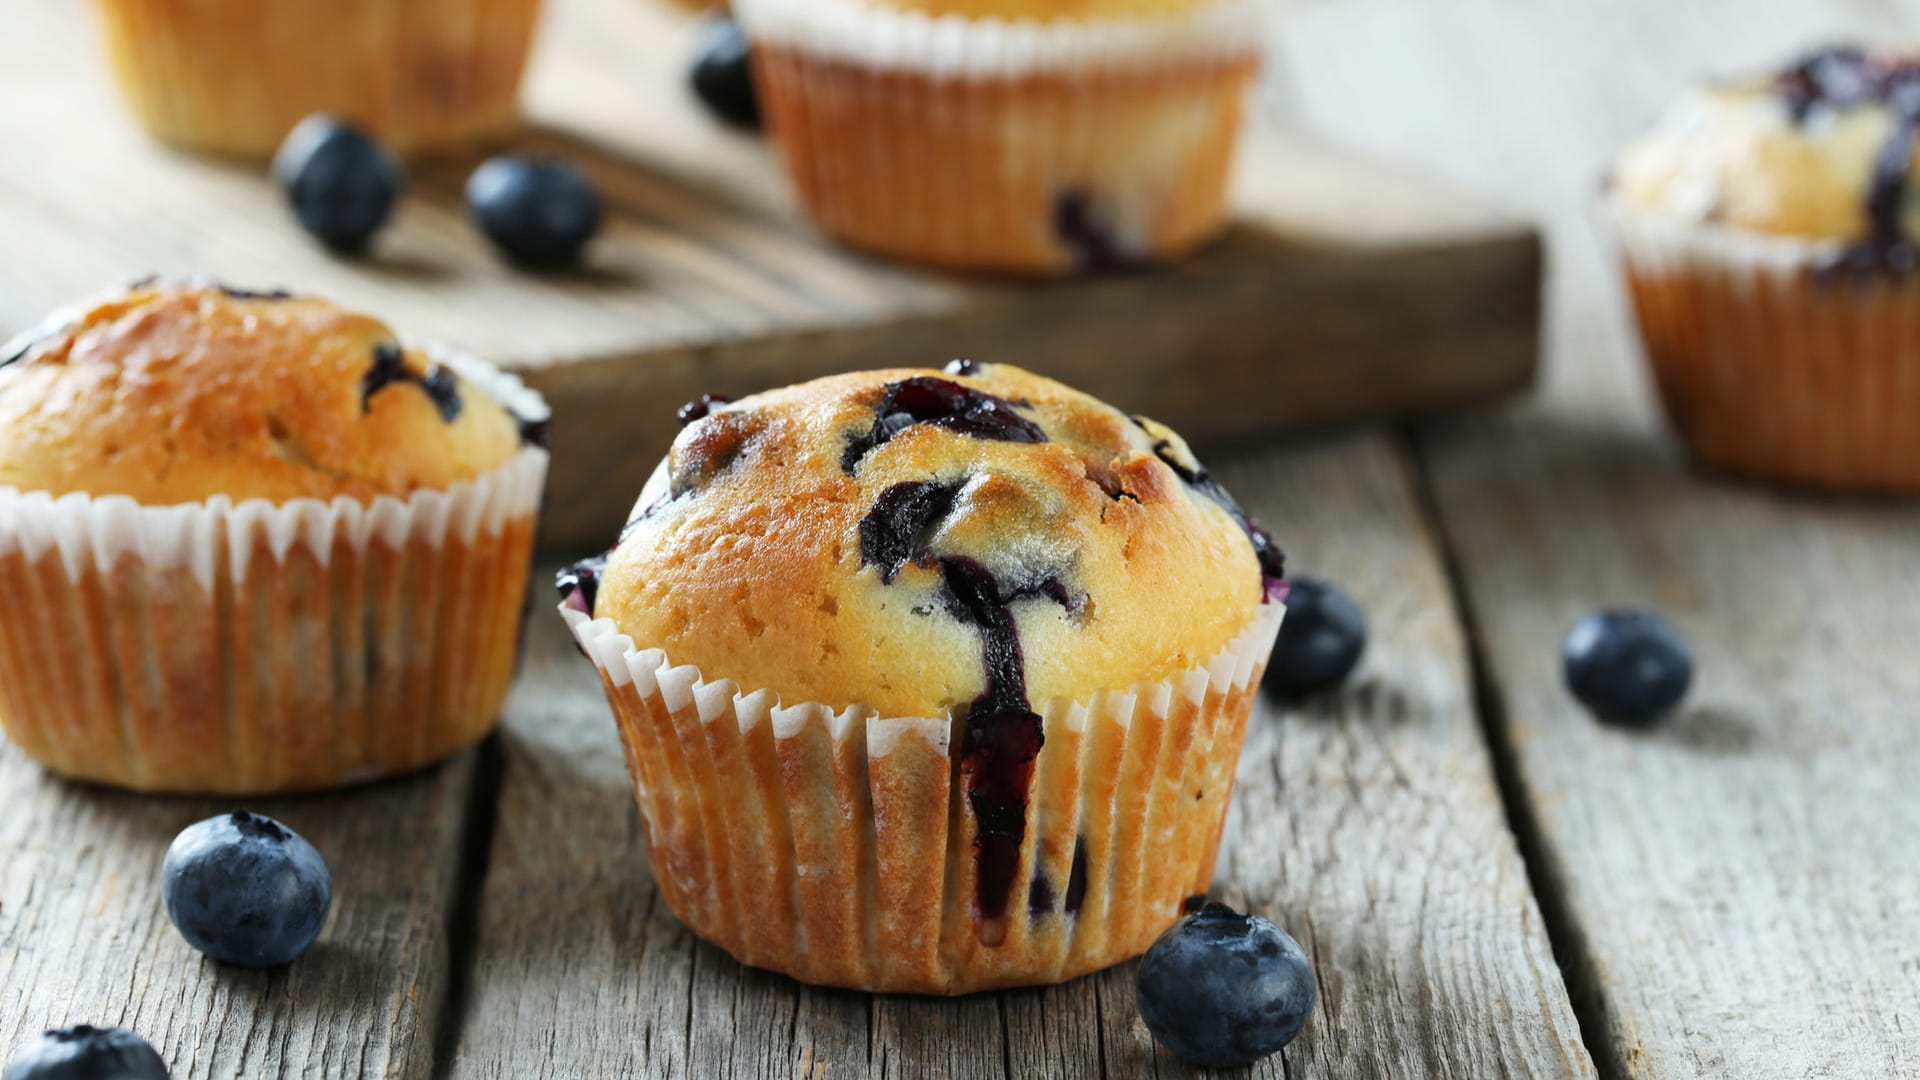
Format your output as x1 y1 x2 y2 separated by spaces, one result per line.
0 0 1539 551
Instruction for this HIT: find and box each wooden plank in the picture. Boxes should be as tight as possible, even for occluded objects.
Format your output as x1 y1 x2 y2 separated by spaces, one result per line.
0 0 1538 551
0 750 478 1079
449 430 1593 1078
1280 0 1920 1075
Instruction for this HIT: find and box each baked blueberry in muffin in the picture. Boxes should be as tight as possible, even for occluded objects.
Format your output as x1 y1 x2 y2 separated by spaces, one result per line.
561 361 1283 993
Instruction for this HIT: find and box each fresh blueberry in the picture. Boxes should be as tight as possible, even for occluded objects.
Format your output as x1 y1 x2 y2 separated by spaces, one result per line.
1137 902 1316 1068
1262 576 1366 700
1563 609 1692 726
3 1026 168 1080
162 811 332 968
465 156 602 268
690 17 761 129
271 115 402 254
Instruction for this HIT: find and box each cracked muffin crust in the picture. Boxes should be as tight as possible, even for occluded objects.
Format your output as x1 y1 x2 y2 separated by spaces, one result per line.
0 282 528 504
590 362 1275 721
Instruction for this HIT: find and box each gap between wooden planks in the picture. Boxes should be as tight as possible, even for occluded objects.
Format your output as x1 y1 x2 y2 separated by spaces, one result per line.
1280 0 1920 1076
442 430 1594 1078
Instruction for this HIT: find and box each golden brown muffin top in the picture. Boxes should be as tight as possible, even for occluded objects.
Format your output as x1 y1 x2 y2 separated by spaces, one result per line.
868 0 1219 18
1611 47 1920 243
586 362 1282 721
0 282 533 504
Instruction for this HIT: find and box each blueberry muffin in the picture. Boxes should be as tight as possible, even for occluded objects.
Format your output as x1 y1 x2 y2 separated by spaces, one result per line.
1609 46 1920 490
733 0 1261 274
88 0 546 157
0 281 549 793
560 361 1284 993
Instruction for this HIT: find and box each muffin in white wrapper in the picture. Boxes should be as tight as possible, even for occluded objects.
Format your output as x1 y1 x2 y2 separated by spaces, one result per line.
0 285 550 793
1607 46 1920 491
735 0 1264 274
561 596 1282 994
555 363 1289 993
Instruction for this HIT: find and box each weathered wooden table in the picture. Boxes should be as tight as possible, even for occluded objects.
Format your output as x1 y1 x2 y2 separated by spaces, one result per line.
4 1 1918 1077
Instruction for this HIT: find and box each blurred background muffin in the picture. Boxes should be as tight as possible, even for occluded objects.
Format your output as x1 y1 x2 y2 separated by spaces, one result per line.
733 0 1262 274
561 361 1284 993
87 0 547 157
0 281 549 793
1608 46 1920 491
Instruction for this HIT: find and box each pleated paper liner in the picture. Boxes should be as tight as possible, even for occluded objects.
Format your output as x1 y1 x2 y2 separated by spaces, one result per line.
88 0 545 157
1611 201 1920 492
0 353 549 795
736 0 1262 274
563 596 1284 995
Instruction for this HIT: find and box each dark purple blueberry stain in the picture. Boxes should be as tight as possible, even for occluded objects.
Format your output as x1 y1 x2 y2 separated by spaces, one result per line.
677 393 731 426
1027 872 1056 916
517 415 552 450
1063 838 1089 915
1053 190 1137 271
1774 47 1920 278
859 480 1083 938
557 554 606 617
218 284 295 301
841 377 1046 474
1031 835 1090 918
1133 417 1286 589
362 342 463 422
420 365 463 421
944 358 983 377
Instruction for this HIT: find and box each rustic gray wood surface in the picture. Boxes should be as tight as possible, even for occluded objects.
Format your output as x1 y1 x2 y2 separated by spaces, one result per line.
7 0 1920 1077
450 431 1592 1079
0 752 478 1079
1277 1 1920 1076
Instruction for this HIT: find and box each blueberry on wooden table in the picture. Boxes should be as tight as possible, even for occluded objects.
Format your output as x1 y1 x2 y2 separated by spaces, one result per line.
162 810 332 968
1136 902 1316 1068
1563 608 1693 726
271 115 402 254
2 1026 168 1080
1261 576 1367 700
690 16 761 129
465 156 603 268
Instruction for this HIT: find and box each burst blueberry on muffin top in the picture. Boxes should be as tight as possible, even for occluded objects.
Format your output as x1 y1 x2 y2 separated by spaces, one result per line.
566 361 1282 924
1611 46 1920 271
0 280 544 503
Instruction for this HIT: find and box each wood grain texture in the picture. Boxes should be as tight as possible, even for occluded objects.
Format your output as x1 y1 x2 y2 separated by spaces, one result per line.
447 430 1593 1078
1279 1 1920 1075
0 749 478 1079
0 0 1539 551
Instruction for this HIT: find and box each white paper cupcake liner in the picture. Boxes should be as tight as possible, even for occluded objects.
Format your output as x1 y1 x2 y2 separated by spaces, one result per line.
562 595 1284 994
0 350 549 793
88 0 545 156
734 0 1263 77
